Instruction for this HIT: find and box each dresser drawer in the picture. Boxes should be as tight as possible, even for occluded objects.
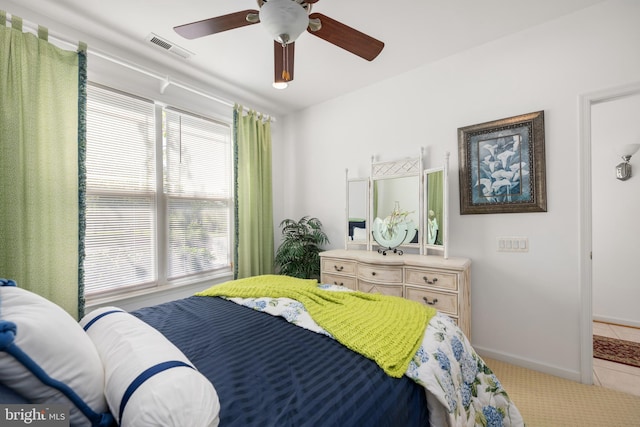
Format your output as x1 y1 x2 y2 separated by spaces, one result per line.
358 280 403 297
357 263 403 283
322 258 357 276
405 286 458 316
322 273 357 291
405 268 457 291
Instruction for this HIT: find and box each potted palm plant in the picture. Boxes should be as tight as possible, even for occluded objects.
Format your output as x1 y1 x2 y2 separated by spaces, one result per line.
274 216 329 280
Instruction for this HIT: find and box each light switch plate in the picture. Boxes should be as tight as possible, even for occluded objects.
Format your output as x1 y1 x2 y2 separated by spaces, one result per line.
497 237 529 252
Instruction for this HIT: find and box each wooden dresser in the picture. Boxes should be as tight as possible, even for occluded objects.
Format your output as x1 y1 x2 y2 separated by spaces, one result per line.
320 249 472 338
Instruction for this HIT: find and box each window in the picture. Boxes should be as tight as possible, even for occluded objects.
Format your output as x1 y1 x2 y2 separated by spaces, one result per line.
84 84 232 297
164 109 232 279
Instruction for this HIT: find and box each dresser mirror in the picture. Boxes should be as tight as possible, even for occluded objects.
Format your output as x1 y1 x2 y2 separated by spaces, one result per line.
344 150 449 257
345 173 369 248
424 152 449 258
372 177 420 249
370 154 423 254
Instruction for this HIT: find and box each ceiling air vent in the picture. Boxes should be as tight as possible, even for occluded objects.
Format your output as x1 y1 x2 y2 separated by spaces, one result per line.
146 33 194 59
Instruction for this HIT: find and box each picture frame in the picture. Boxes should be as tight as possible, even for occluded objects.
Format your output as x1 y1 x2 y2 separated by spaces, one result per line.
457 111 546 214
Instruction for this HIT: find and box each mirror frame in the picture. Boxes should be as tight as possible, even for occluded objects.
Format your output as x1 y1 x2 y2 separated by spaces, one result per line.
369 150 424 253
345 170 370 249
424 152 450 258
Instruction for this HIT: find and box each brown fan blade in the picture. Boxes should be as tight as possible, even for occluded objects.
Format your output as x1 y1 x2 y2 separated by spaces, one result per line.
174 10 259 40
307 13 384 61
274 41 295 85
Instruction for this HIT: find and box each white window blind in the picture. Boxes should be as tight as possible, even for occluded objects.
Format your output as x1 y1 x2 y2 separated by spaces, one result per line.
84 84 232 297
164 109 232 280
85 85 156 295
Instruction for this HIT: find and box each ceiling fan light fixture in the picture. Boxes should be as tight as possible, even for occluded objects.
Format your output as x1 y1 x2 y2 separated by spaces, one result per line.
259 0 309 45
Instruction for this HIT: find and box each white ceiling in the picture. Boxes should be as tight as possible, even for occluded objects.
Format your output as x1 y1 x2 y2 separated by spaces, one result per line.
5 0 604 115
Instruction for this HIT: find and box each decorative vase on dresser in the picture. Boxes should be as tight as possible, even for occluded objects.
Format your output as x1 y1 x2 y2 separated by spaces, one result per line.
320 249 471 339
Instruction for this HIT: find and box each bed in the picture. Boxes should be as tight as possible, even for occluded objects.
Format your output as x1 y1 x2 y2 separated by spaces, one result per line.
0 276 523 427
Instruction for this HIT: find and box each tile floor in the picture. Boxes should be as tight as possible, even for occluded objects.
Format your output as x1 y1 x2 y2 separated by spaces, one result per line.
592 321 640 397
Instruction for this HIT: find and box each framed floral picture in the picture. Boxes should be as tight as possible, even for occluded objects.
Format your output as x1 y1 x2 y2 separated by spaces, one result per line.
457 111 547 214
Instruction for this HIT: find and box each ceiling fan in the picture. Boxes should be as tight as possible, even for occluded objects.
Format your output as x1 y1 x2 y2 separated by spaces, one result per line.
174 0 384 88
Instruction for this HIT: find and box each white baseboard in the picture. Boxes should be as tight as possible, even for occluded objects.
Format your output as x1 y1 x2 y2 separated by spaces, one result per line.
592 314 640 329
474 345 583 383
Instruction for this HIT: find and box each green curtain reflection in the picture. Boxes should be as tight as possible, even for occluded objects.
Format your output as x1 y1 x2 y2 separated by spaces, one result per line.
426 170 444 245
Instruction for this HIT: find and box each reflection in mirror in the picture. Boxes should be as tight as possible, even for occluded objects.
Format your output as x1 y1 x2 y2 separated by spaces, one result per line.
425 169 444 246
373 176 420 248
346 177 369 247
424 152 449 258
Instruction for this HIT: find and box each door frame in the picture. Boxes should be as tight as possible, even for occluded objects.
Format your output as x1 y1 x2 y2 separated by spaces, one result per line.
578 81 640 384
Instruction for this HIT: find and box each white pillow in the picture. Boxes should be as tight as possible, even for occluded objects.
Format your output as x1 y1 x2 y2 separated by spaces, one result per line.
0 282 110 426
352 227 367 241
80 307 220 427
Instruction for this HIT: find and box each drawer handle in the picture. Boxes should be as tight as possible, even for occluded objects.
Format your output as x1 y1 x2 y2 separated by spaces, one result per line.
422 276 438 285
423 297 438 306
333 265 344 272
333 281 344 287
371 271 376 276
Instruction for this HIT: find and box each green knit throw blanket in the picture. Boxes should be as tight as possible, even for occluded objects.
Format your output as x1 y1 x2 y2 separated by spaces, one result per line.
196 275 436 377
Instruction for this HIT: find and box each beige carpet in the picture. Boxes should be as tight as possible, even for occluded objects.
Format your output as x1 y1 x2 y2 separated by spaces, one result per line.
484 357 640 427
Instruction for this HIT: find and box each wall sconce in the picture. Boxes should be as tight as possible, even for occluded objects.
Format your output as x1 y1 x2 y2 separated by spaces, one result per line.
616 143 640 181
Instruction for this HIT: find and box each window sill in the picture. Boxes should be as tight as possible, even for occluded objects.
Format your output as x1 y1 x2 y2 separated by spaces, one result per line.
84 271 233 314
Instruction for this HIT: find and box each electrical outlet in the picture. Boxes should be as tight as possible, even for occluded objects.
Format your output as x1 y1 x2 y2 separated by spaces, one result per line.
497 237 529 252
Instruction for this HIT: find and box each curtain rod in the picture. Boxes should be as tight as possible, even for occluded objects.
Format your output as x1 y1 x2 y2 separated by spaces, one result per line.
4 12 276 121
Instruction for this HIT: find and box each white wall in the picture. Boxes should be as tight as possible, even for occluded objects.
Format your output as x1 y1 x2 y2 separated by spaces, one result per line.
275 0 640 379
592 92 640 327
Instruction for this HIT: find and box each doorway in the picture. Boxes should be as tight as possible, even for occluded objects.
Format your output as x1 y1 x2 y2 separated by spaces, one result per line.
579 82 640 385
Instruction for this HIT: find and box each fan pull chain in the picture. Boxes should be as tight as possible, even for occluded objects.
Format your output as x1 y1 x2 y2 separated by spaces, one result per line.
281 43 290 82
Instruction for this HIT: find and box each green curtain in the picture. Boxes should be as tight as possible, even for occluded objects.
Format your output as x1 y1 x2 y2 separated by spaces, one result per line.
0 12 87 318
233 105 274 279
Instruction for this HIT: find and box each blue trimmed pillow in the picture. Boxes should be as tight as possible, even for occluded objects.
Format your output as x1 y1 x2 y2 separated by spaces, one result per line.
80 307 220 426
0 280 111 426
